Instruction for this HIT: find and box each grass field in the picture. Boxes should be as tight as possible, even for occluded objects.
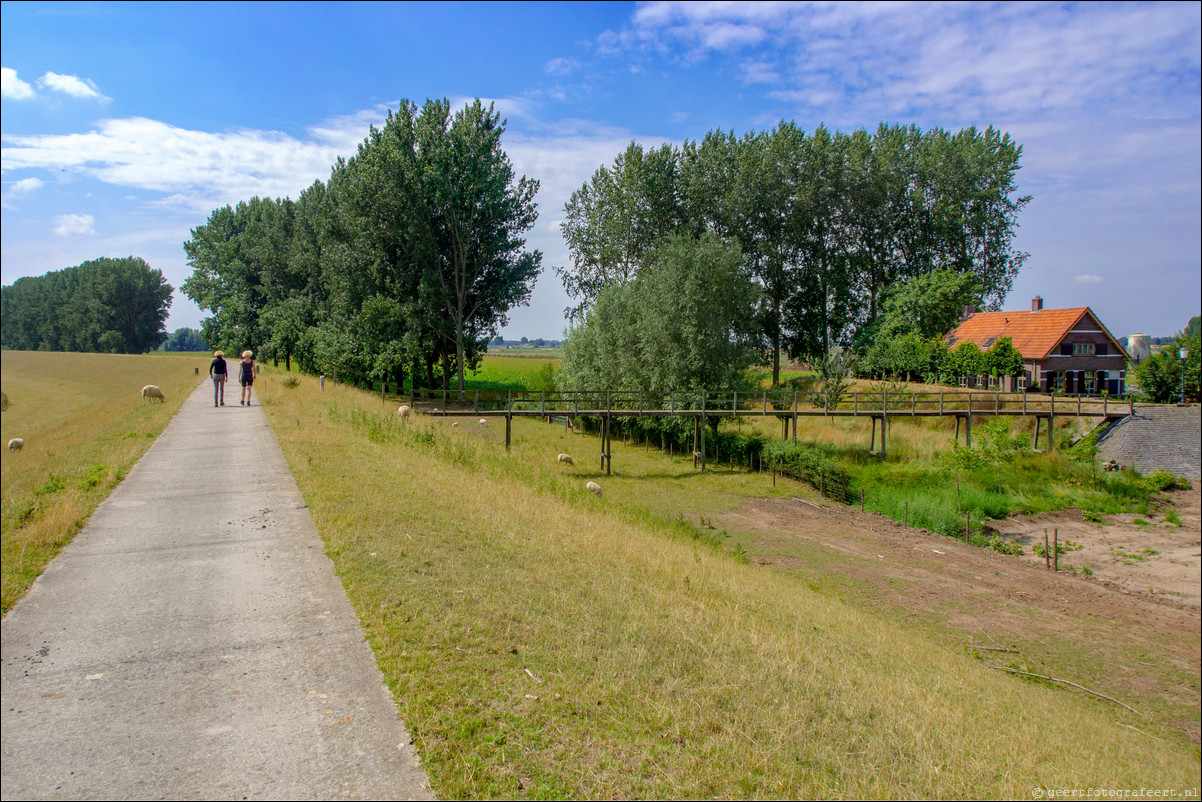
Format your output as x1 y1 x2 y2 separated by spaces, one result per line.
3 353 1197 797
1 350 207 614
255 368 1199 798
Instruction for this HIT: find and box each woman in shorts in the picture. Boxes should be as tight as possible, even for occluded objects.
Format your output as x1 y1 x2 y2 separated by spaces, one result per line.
239 350 256 406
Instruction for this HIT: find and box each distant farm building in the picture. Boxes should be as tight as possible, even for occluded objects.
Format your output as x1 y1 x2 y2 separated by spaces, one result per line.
946 296 1129 396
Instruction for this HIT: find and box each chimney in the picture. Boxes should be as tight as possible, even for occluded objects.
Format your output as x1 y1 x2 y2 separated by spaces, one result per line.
961 305 976 321
1032 296 1043 312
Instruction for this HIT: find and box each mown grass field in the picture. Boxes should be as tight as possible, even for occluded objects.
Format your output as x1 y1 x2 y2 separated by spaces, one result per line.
254 368 1198 798
0 350 207 614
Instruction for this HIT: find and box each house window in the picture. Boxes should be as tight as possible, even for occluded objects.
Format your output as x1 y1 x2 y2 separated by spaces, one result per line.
983 337 996 347
1053 371 1065 393
1084 372 1096 395
988 374 999 390
1017 375 1027 392
1072 342 1096 355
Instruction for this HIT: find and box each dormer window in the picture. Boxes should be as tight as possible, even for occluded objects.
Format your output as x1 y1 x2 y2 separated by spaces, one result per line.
1072 343 1096 355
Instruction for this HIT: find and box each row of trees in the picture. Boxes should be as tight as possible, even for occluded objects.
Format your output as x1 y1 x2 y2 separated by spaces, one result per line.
1 257 173 353
182 99 541 395
859 334 1024 385
557 123 1030 387
162 327 209 352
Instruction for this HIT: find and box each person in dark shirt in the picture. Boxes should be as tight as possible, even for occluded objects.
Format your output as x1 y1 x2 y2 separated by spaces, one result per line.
209 350 228 407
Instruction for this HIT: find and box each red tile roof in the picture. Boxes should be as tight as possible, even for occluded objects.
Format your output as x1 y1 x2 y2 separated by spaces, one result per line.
946 306 1123 360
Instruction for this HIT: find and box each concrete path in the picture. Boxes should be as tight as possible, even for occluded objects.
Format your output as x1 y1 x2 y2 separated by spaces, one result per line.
2 381 434 800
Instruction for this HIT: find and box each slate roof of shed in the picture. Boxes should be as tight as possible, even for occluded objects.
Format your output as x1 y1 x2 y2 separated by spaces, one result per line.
946 306 1127 361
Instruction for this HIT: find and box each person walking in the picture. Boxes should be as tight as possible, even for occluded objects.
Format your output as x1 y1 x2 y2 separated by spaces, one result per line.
239 350 256 406
209 350 228 407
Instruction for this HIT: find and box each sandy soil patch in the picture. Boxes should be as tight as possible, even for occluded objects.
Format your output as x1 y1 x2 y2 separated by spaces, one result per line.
989 488 1201 610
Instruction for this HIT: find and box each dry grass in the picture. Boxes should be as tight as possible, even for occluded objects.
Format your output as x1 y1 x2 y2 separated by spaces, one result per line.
259 371 1199 799
1 350 206 614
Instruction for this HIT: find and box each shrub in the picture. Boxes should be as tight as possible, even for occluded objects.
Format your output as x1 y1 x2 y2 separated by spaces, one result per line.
1144 470 1192 492
763 440 852 502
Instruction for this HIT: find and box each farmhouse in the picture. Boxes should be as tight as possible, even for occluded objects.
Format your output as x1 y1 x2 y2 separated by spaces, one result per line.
946 296 1129 395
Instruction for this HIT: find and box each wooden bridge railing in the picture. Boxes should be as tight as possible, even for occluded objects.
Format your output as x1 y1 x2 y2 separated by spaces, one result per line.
409 388 1134 419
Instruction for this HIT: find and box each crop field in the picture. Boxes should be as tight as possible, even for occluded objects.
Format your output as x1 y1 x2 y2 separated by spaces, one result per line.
0 351 207 614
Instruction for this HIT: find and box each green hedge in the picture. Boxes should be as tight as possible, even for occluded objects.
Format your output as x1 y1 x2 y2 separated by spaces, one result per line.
762 440 853 502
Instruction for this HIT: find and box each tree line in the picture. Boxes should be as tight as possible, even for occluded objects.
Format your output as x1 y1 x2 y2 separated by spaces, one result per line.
556 123 1030 388
1 256 173 353
182 99 540 395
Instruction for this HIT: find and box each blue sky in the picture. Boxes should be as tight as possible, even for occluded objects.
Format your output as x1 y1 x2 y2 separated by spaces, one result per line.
3 1 1199 341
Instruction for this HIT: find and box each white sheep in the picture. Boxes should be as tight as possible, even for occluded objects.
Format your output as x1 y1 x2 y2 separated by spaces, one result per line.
141 385 165 404
451 422 460 428
586 481 602 497
397 404 412 419
478 418 488 426
557 453 574 466
8 437 24 453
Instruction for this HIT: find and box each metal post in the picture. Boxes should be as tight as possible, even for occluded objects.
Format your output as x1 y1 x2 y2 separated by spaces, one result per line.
506 409 512 452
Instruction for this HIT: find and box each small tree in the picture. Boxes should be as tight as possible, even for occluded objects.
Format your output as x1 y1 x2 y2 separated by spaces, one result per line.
985 336 1024 379
951 341 985 382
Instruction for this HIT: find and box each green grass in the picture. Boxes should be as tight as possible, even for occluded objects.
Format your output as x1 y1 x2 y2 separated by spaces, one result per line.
255 370 1199 798
1 350 207 615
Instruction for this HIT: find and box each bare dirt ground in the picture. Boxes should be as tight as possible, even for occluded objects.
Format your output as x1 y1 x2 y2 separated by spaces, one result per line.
715 487 1202 743
991 488 1201 610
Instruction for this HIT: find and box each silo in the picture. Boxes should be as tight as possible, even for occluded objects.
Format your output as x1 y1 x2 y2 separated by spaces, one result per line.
1126 333 1150 363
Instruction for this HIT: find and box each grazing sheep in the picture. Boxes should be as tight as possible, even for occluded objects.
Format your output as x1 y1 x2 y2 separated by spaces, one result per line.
397 404 412 419
586 481 602 496
141 385 165 404
478 418 488 426
451 422 460 428
8 437 24 453
557 453 574 466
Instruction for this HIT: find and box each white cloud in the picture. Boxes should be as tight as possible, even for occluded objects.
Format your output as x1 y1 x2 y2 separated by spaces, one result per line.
610 2 1201 121
545 57 580 76
1074 274 1105 283
2 67 36 100
2 117 353 213
9 177 43 194
53 213 95 236
1 176 44 210
38 71 109 102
